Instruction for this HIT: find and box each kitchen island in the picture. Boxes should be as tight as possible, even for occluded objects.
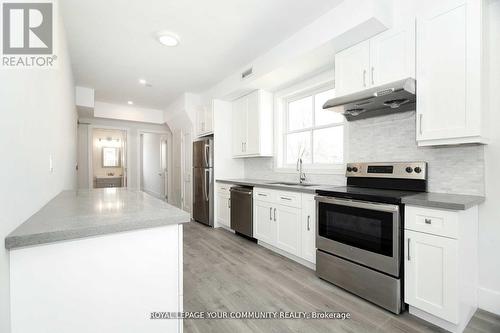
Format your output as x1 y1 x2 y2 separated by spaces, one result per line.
5 188 190 333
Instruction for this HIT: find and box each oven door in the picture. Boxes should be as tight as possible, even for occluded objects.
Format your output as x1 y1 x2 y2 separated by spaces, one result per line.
316 196 400 277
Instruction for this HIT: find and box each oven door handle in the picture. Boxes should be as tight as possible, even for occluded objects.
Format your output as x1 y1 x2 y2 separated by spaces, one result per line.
314 195 399 213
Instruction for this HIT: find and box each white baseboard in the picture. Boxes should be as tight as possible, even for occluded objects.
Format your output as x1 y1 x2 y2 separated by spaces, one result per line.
142 189 165 200
478 286 500 315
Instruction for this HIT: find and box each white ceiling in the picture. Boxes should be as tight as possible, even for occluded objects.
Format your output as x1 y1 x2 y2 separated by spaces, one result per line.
61 0 343 110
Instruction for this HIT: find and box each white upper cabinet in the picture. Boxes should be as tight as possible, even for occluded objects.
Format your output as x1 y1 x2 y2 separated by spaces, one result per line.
195 102 214 137
335 23 416 97
231 90 273 158
370 22 416 86
335 40 370 96
416 0 486 146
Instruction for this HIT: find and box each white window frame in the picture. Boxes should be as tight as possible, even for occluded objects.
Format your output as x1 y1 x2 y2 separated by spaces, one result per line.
274 79 347 175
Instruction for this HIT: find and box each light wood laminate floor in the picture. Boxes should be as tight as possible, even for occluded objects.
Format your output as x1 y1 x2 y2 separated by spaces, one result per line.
184 221 500 333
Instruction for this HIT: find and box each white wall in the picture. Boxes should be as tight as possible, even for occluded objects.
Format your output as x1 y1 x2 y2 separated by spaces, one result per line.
77 117 170 193
141 133 163 198
94 101 165 124
478 0 500 315
0 10 78 332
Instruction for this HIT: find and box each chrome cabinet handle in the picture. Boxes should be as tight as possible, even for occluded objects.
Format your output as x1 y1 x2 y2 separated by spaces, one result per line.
307 216 311 231
228 198 231 209
269 207 272 220
407 238 411 261
419 114 423 135
371 67 375 85
363 69 367 87
258 193 267 197
280 196 292 201
273 208 276 221
425 218 432 224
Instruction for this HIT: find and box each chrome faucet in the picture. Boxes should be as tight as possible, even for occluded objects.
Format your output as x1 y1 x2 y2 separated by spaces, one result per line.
296 157 306 184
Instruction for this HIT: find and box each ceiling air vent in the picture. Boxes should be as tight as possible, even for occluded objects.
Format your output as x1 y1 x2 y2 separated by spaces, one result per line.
241 67 253 80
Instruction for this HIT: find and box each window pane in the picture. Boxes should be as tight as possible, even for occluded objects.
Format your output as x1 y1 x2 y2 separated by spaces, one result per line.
288 96 313 131
313 126 343 164
286 132 311 164
315 89 343 125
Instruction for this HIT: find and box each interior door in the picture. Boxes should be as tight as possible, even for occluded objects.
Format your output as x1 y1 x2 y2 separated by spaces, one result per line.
160 136 168 201
334 40 370 96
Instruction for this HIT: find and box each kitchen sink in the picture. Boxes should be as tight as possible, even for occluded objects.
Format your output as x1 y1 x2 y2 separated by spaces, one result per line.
268 182 319 187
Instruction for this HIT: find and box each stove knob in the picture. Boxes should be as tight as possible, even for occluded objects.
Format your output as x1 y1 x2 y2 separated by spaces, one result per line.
346 167 352 172
414 167 422 173
352 167 358 172
406 167 413 173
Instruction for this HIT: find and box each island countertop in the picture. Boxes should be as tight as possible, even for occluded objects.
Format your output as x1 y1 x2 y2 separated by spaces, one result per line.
5 188 190 250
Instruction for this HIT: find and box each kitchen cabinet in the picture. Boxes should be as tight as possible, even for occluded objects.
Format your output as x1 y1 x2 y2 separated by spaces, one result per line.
334 23 415 97
253 188 314 265
254 200 275 245
232 90 273 157
416 0 487 146
195 102 214 137
216 184 231 228
404 205 478 333
300 194 316 263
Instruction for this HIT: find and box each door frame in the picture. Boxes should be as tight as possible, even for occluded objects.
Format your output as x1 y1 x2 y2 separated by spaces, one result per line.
137 130 172 202
87 125 131 189
180 130 192 213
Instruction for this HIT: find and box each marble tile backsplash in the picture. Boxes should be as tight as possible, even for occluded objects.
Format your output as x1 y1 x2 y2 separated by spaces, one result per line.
244 111 485 195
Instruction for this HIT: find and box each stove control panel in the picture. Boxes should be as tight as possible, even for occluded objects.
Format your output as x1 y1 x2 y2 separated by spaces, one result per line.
346 162 427 180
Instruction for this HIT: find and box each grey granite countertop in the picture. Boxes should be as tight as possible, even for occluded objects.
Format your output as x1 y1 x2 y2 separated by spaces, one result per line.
5 188 190 250
216 178 331 194
401 192 485 210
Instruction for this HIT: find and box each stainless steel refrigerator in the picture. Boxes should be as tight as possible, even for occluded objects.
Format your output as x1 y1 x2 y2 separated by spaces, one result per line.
192 138 214 227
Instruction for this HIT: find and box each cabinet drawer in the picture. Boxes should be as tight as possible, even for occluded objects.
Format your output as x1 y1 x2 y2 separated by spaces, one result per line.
276 190 301 208
216 183 231 195
405 206 458 239
254 187 274 202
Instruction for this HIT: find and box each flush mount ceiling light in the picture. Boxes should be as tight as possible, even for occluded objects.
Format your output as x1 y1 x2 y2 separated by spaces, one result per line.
138 79 147 85
156 31 180 47
127 101 133 105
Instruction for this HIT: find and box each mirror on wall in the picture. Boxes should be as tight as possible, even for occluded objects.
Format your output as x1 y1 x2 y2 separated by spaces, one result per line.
102 147 121 168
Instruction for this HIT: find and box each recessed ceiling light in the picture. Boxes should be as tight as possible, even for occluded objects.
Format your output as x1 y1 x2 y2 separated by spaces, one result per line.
156 31 180 47
127 101 133 105
138 79 147 85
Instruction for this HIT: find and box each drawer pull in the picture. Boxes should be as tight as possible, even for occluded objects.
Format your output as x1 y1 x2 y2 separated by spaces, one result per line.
280 197 292 201
424 218 432 224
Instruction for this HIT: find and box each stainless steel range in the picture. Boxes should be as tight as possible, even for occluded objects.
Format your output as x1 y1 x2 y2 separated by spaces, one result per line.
315 162 427 314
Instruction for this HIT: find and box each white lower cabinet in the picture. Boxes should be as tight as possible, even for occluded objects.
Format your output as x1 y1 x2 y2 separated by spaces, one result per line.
275 205 301 256
216 184 231 228
254 200 276 245
405 230 458 323
253 188 316 266
404 205 478 333
301 194 316 264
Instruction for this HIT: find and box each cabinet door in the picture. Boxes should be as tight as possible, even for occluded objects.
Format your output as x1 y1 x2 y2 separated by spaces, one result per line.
232 97 247 156
204 103 213 134
370 22 416 86
301 195 316 263
416 1 481 143
334 40 370 96
275 205 301 256
195 106 205 136
254 200 276 245
405 230 458 324
216 194 230 227
245 90 260 155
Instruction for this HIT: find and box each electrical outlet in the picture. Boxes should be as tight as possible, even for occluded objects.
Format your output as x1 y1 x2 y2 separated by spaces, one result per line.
49 155 54 173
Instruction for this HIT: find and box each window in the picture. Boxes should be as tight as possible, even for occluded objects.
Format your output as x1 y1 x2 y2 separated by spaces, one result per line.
279 85 344 171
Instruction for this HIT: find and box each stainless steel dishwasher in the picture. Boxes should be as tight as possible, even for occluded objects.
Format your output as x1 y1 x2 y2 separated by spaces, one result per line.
229 186 253 238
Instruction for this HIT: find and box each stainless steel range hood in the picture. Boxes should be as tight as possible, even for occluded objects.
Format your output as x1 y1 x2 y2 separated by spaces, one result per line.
323 78 416 121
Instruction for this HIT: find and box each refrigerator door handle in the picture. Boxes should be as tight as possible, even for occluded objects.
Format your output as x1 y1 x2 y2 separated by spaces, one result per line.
205 169 211 202
204 144 210 167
